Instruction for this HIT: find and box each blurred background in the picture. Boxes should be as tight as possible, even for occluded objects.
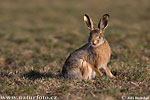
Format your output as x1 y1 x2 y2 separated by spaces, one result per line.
0 0 149 100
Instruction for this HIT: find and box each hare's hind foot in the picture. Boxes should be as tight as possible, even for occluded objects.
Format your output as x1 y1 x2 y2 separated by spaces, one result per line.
102 66 115 78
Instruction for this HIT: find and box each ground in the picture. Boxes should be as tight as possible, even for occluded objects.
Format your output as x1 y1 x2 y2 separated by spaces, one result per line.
0 0 150 100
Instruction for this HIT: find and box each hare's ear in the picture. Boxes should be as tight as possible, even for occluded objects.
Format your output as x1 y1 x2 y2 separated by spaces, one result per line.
98 14 109 30
84 14 95 30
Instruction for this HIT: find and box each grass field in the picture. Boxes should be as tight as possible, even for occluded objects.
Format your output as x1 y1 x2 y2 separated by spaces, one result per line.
0 0 150 100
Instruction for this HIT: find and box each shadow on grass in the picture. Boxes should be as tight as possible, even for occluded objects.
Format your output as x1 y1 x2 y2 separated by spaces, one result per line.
0 72 13 78
23 70 60 80
23 70 118 80
112 71 118 76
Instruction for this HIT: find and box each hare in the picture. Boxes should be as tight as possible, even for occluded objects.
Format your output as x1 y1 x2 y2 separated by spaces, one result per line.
62 14 115 80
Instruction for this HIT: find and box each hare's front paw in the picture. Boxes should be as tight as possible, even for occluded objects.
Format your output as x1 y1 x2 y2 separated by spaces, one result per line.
110 75 116 79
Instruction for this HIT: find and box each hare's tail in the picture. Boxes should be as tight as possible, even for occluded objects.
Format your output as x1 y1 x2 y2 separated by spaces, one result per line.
62 67 82 80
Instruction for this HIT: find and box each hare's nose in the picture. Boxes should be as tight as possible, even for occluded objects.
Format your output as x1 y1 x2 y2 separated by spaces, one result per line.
93 41 97 45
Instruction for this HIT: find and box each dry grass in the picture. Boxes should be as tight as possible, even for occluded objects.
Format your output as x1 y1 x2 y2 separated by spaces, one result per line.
0 0 150 100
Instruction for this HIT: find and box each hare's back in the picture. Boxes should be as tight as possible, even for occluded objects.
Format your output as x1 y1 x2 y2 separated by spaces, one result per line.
63 43 89 68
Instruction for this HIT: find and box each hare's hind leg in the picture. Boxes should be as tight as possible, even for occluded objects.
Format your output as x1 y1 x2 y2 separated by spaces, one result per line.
82 61 94 79
102 66 115 78
82 63 93 79
82 66 90 79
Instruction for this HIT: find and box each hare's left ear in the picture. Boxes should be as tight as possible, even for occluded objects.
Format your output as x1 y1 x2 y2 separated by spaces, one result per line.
98 14 109 30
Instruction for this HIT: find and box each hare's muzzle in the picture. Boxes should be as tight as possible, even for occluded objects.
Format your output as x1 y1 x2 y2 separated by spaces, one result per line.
92 40 99 46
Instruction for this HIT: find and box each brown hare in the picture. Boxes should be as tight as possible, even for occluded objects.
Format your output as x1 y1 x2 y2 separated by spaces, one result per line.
62 14 115 80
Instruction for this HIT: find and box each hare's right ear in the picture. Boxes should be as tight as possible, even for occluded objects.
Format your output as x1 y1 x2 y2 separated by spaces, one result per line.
84 14 95 30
